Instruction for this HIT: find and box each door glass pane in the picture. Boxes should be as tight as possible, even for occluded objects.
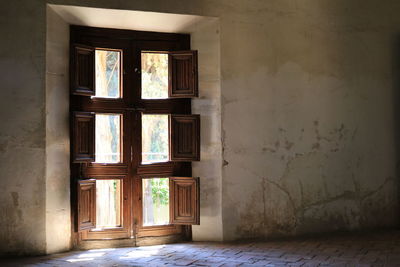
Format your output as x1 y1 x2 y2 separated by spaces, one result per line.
141 52 168 99
95 50 121 98
95 114 121 163
142 114 169 164
142 178 169 226
95 179 121 229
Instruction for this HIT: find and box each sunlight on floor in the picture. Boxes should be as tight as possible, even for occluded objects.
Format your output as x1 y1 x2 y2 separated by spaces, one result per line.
66 248 115 262
3 232 400 266
66 257 94 262
65 245 167 262
120 245 166 259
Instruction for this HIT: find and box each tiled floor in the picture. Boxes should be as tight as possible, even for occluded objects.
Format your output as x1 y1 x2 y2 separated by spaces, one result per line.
1 230 400 266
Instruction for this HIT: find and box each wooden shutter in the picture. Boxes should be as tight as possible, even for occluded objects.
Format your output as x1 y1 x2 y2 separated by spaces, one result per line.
71 44 95 96
168 51 198 98
77 179 96 231
170 177 200 225
170 114 200 161
72 112 95 163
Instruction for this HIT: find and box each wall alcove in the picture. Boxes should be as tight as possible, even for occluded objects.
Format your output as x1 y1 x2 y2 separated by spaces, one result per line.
46 4 221 253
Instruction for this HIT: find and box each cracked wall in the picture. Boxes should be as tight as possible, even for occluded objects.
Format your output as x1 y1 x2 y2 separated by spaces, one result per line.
222 23 400 238
1 0 400 254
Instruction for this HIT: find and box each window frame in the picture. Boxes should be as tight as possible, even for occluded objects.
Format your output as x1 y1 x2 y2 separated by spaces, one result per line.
70 26 196 245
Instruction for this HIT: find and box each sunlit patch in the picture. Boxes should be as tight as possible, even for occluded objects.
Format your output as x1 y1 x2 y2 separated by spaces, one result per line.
88 248 116 252
66 258 94 262
120 246 163 259
66 251 107 263
137 245 165 250
78 252 105 258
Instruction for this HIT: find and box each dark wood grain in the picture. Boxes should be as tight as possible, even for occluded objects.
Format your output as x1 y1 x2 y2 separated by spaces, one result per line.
170 177 200 225
71 45 95 96
170 114 200 161
169 51 198 98
77 179 96 231
72 112 95 163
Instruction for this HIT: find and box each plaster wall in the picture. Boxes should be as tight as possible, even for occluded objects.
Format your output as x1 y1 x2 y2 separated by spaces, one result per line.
0 1 47 255
45 7 71 253
1 0 400 255
218 1 400 239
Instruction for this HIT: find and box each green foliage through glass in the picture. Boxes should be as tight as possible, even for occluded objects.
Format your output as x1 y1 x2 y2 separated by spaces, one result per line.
142 178 169 226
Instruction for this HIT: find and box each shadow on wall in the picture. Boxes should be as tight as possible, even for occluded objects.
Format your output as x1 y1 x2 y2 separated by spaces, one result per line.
392 33 400 228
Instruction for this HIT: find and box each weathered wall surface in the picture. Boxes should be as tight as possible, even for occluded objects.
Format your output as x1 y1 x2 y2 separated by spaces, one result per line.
0 0 47 255
219 1 400 240
1 0 400 254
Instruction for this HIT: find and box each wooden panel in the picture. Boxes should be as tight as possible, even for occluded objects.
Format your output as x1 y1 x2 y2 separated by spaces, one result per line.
137 225 182 237
71 44 95 96
170 115 200 161
168 51 198 98
86 165 128 176
170 177 199 225
73 112 95 163
78 179 96 231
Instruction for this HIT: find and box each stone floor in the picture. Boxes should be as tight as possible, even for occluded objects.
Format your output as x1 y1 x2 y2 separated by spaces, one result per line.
1 230 400 267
